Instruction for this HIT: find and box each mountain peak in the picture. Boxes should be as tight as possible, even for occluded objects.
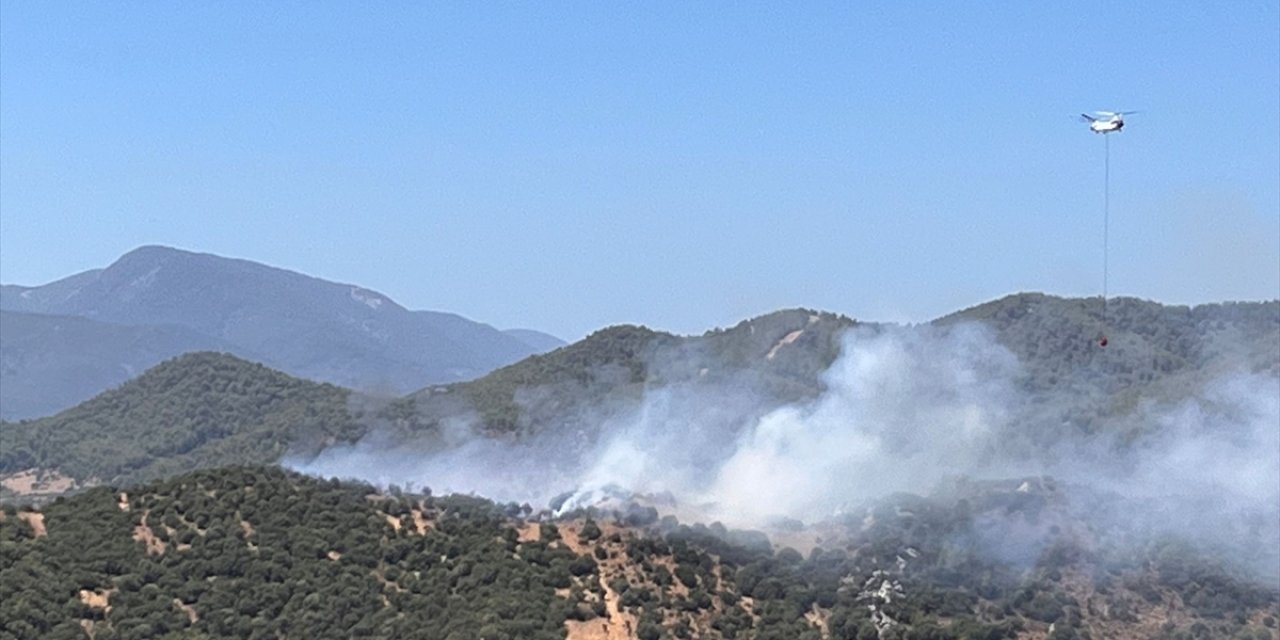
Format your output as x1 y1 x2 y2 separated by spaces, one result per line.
118 244 189 258
109 244 217 270
1 248 548 417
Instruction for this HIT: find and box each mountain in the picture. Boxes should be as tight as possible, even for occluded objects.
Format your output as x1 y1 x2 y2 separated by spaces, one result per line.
417 295 1278 439
431 309 855 438
0 245 545 417
0 308 855 491
1 295 1274 639
939 293 1280 435
505 328 569 353
4 296 1275 496
941 293 1279 381
0 311 240 420
2 466 1274 640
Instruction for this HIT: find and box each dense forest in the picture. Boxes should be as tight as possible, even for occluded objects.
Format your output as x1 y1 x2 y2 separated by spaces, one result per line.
1 467 1275 640
0 354 362 490
940 294 1280 435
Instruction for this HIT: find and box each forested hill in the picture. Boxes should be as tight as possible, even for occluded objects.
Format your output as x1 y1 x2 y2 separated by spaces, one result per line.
2 296 1275 500
939 294 1280 434
438 309 855 437
942 293 1278 382
0 310 856 497
0 353 362 492
2 466 1275 640
408 295 1276 440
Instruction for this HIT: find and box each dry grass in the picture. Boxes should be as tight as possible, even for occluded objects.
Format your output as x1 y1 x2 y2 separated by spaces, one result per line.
1 468 75 496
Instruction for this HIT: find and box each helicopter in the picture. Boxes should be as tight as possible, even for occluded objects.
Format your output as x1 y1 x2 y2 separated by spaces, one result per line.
1079 110 1138 134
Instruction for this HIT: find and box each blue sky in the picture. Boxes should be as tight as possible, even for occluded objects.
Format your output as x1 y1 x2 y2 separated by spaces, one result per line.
2 2 1277 340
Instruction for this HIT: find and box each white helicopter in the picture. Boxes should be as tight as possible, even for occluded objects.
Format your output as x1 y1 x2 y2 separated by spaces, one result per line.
1079 110 1139 134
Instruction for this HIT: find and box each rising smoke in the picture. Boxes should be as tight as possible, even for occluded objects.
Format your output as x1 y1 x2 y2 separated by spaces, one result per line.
286 322 1280 578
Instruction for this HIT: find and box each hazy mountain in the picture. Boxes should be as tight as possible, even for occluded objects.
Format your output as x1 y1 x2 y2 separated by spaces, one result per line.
0 311 240 420
503 328 568 353
0 245 544 415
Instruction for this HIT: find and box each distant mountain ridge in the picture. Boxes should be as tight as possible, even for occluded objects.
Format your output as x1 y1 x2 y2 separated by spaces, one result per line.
0 246 562 419
0 310 239 420
0 352 359 488
4 294 1273 494
503 328 568 353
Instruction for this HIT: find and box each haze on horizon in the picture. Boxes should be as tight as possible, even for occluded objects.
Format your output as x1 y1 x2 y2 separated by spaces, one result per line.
2 3 1277 340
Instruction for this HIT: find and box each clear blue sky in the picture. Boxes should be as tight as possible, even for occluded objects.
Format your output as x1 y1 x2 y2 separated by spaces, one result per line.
3 2 1277 340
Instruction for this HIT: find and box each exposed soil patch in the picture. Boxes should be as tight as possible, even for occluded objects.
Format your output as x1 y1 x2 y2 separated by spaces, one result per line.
410 509 432 534
18 511 46 537
565 618 624 640
132 511 166 555
517 521 540 542
563 521 637 640
805 604 830 636
766 329 804 360
79 588 113 611
174 599 198 623
1 468 75 496
560 523 590 555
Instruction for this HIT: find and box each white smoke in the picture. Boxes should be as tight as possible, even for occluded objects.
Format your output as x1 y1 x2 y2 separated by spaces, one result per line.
638 324 1019 526
286 322 1279 576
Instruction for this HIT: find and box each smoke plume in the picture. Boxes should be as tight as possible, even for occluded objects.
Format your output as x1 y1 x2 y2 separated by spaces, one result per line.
287 322 1279 579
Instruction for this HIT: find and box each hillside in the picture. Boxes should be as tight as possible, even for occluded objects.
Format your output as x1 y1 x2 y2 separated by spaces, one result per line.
942 294 1278 385
3 296 1274 504
0 310 854 498
0 353 362 493
395 295 1276 445
940 293 1280 436
0 311 240 420
1 466 1274 640
412 309 856 438
506 328 570 352
0 245 549 415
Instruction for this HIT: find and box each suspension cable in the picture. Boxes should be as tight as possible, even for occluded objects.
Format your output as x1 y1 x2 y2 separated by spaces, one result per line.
1103 133 1109 330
